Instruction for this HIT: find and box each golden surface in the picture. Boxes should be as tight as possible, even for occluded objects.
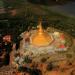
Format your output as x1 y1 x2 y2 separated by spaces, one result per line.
31 22 53 46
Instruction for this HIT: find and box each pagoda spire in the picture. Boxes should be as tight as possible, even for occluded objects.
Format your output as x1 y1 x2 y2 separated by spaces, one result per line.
38 21 44 34
31 20 53 46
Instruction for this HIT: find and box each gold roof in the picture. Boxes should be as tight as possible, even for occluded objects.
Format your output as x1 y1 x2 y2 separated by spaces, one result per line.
31 22 53 47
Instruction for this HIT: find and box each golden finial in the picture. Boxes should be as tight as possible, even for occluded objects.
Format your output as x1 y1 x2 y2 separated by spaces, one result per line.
37 21 44 34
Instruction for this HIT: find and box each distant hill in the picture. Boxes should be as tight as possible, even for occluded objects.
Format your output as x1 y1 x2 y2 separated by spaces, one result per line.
27 0 74 5
0 1 75 38
0 0 6 14
0 0 4 8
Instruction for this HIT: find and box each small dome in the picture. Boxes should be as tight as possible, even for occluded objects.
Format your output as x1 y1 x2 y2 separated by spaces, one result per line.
30 22 53 47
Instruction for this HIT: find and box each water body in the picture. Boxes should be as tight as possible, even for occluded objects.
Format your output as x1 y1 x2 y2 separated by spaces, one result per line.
48 2 75 16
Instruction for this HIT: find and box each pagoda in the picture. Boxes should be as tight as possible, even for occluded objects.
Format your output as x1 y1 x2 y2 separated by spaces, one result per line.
30 22 53 47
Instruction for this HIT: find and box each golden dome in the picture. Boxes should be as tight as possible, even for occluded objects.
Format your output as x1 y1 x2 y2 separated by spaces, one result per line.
30 22 53 47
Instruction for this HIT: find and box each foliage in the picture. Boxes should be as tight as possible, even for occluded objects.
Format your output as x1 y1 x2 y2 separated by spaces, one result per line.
28 0 72 5
24 55 32 63
18 66 31 72
0 0 75 42
46 62 53 71
3 0 25 8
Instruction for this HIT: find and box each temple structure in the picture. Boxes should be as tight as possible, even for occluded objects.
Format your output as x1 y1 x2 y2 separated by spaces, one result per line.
30 22 53 47
18 21 68 57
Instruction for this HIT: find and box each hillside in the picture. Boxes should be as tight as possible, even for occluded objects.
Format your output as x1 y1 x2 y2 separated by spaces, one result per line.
0 1 75 38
